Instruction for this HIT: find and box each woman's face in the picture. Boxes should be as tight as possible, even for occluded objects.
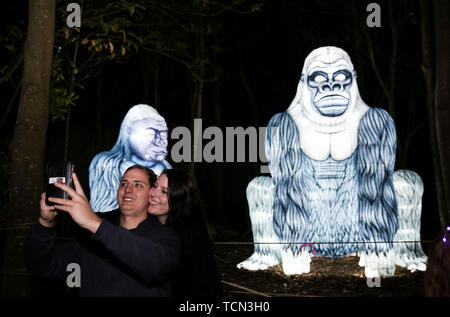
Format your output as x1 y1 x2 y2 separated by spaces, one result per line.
148 173 170 224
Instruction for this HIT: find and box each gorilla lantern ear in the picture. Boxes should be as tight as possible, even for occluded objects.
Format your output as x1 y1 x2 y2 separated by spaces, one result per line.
300 74 305 82
353 70 357 79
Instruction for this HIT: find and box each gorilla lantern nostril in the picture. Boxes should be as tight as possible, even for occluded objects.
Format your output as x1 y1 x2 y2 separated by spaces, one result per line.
321 84 331 92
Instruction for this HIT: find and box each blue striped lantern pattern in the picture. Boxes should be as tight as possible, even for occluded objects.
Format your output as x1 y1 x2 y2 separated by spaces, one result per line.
236 176 280 271
392 170 427 271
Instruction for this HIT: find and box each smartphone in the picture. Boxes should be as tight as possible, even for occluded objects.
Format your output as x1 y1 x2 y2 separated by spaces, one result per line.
45 162 75 206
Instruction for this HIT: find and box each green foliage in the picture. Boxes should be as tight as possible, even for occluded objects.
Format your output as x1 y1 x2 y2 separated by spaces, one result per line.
55 0 145 59
48 0 263 121
0 24 25 54
49 0 146 122
49 55 81 122
75 1 145 58
0 23 26 80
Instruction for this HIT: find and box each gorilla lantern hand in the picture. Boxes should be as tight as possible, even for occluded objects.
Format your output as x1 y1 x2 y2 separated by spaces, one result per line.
237 47 427 278
89 104 171 212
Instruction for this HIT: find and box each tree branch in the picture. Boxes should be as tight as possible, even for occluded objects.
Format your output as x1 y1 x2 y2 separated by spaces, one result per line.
0 54 24 84
142 46 191 69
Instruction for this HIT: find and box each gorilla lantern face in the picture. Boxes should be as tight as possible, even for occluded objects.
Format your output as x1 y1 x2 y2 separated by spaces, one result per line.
288 47 369 161
307 66 353 117
129 118 168 162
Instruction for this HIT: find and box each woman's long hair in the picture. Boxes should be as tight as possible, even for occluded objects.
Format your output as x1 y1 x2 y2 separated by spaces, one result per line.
424 228 450 297
164 170 202 251
162 169 222 297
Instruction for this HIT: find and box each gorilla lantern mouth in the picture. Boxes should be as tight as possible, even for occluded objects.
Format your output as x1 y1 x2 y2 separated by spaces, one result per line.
315 95 349 117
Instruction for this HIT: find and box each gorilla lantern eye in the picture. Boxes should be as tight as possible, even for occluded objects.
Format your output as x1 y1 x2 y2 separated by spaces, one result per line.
334 73 347 81
314 74 327 83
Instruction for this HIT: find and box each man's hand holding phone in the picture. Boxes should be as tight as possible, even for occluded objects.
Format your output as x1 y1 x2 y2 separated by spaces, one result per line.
47 173 103 234
39 192 58 228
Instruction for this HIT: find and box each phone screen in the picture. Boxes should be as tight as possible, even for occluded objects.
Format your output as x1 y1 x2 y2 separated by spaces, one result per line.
45 162 74 206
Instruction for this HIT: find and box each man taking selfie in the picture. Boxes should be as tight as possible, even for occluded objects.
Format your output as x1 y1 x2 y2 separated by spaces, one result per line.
26 165 181 296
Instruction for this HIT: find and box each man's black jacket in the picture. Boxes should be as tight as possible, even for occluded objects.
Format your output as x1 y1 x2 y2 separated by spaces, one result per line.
26 210 181 296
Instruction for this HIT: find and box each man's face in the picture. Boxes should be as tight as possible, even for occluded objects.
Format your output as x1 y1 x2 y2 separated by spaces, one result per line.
129 118 168 162
117 168 151 217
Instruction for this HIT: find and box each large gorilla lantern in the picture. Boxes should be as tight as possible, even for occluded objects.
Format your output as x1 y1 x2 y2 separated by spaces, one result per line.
238 47 427 277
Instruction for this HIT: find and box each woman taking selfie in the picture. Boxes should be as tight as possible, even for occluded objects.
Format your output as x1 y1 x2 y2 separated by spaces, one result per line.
148 169 223 297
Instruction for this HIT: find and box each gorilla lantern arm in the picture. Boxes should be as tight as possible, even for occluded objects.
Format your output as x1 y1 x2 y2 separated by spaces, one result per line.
357 107 399 277
266 112 313 274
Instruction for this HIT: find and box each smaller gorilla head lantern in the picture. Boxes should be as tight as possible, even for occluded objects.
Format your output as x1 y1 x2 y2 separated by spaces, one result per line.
89 104 171 212
128 113 168 163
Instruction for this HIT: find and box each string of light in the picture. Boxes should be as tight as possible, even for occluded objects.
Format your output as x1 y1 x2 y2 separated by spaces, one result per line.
214 240 434 245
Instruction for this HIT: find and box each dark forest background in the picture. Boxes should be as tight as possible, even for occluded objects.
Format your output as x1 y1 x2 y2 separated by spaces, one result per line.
0 0 448 296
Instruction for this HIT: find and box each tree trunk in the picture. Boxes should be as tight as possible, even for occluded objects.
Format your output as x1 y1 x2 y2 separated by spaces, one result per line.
419 0 448 229
95 68 103 150
195 23 205 120
433 0 450 227
2 0 55 296
153 55 160 110
63 45 79 162
211 82 224 228
189 21 206 177
235 19 259 126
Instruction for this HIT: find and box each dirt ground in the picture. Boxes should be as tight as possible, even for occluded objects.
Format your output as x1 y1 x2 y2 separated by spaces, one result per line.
215 244 425 297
